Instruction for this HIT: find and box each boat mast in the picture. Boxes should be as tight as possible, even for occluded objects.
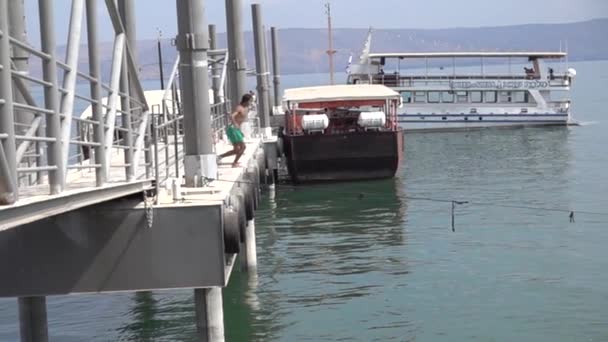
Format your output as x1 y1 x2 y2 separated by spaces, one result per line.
325 2 336 85
156 28 165 90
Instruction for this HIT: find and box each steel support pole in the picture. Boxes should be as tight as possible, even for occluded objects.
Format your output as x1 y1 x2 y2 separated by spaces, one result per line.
176 0 216 186
8 0 34 136
86 0 107 186
18 297 49 342
208 24 222 105
6 0 46 184
118 0 150 178
7 0 38 185
119 51 134 181
103 33 125 174
0 0 18 204
225 0 247 106
262 25 273 115
38 0 63 194
224 0 235 104
157 32 165 90
194 288 225 342
251 4 271 138
117 1 134 181
270 27 281 111
59 0 84 174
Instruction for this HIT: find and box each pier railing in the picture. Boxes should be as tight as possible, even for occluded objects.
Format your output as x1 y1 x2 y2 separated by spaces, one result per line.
0 0 151 205
0 1 258 209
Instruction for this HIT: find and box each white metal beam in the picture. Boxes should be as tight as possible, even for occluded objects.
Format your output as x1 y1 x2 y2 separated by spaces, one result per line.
59 0 85 181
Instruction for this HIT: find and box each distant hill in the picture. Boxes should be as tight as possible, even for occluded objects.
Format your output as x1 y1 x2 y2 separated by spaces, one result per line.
49 18 608 81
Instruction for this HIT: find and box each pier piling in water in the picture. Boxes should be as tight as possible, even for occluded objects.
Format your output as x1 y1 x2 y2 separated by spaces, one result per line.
18 297 48 342
241 219 258 271
195 288 225 342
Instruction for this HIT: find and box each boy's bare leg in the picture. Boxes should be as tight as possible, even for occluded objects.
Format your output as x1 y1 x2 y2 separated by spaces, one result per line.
232 143 246 167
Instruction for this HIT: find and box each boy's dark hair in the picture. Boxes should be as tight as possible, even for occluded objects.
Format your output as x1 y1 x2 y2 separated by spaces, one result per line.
241 93 253 104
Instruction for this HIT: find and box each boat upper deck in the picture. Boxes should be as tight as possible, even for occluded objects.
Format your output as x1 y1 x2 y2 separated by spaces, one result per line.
368 52 568 59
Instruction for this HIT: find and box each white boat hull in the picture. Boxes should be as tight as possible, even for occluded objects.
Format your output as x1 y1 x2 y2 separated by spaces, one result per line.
397 113 570 131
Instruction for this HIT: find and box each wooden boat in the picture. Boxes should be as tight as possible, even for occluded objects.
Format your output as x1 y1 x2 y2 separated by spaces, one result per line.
281 84 404 183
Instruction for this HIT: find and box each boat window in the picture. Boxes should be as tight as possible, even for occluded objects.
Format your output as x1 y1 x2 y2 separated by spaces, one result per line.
513 91 528 103
441 91 454 103
427 91 440 103
414 91 426 103
499 91 513 103
400 91 412 103
470 91 483 103
484 91 497 103
456 91 468 103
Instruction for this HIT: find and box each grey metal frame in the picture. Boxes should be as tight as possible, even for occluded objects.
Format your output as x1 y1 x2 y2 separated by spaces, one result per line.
0 0 153 205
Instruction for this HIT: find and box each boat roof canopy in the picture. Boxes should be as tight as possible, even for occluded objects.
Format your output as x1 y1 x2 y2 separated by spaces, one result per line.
283 84 401 105
369 52 567 59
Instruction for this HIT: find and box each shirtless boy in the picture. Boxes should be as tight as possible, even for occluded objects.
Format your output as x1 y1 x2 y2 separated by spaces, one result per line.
219 94 252 167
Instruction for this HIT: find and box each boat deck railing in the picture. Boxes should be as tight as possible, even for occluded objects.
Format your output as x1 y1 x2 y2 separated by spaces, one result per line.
364 74 571 88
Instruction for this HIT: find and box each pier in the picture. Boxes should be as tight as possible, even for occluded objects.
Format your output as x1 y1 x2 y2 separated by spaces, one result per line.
0 0 281 341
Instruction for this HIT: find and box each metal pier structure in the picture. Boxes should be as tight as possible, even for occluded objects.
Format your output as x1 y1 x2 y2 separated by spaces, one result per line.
0 0 281 341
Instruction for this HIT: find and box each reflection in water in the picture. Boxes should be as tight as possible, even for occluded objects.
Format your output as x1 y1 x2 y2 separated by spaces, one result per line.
226 178 411 341
117 292 161 341
117 291 198 341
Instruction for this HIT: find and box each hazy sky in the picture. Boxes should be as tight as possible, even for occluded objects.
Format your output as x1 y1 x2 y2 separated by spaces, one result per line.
22 0 608 43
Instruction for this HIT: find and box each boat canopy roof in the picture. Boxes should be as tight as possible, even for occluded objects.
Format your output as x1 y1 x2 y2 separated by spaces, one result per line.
369 52 567 59
283 84 400 105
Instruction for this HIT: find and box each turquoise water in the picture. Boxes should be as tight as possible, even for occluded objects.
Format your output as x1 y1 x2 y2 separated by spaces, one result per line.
1 60 607 341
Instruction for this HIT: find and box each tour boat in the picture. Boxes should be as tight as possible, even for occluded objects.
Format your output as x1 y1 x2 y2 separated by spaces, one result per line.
346 32 577 131
281 84 404 183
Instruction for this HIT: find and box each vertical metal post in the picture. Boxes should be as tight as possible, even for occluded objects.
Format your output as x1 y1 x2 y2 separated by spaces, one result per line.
119 0 138 68
59 0 85 174
171 83 180 179
86 0 107 186
194 288 225 342
176 0 216 186
262 25 273 115
18 297 49 342
208 24 222 105
251 4 271 138
7 0 37 185
38 0 64 194
118 0 134 181
325 2 336 85
270 27 281 111
0 0 18 203
157 30 165 90
225 0 248 106
224 0 235 104
103 33 125 174
119 53 134 181
119 0 150 178
8 0 34 136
